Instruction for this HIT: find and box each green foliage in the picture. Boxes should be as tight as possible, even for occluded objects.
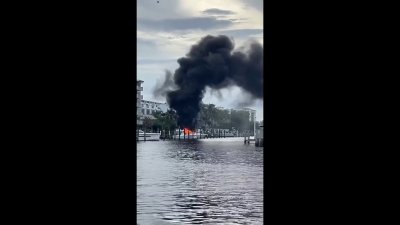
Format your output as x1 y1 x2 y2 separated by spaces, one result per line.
198 104 253 133
230 110 251 132
141 103 253 134
152 109 178 132
142 117 155 132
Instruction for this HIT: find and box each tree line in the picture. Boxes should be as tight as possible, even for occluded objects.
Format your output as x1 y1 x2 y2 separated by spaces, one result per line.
140 103 257 135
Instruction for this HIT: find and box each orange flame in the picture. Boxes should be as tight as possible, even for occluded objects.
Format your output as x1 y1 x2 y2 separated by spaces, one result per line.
183 128 193 135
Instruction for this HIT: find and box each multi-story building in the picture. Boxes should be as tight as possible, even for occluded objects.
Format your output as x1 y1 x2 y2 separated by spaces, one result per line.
230 107 256 134
140 100 169 118
229 108 256 121
137 80 144 125
238 107 256 134
239 107 256 122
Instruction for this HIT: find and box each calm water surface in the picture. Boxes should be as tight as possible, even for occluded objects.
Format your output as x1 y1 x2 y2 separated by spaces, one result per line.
137 138 263 224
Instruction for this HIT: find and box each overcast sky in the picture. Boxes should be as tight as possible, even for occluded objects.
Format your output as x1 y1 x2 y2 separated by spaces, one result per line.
137 0 263 121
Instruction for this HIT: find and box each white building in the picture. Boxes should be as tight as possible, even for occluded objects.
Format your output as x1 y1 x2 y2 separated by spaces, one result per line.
137 80 144 125
230 107 256 122
141 100 169 117
240 107 256 122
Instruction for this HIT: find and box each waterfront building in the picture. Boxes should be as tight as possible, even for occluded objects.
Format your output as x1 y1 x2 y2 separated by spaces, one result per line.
232 107 256 122
137 80 144 125
255 120 264 147
238 108 256 135
229 107 257 135
140 100 169 117
197 104 256 135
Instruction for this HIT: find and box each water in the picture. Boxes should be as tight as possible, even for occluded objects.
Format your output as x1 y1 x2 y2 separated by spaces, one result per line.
137 137 263 224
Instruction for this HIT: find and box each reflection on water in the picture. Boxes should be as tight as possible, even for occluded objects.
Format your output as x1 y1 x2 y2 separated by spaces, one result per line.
137 138 263 224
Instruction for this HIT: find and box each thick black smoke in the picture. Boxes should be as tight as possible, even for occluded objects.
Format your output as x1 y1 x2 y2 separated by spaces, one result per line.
158 35 263 129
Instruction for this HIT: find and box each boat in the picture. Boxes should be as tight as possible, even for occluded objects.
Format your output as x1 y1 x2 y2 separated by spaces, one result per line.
173 133 208 139
173 129 208 139
204 130 236 138
223 132 235 137
137 130 160 141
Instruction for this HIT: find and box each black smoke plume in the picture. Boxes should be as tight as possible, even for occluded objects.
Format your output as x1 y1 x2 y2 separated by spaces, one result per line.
157 35 263 129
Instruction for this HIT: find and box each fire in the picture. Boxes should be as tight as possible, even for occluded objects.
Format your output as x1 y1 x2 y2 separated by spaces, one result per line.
183 128 193 135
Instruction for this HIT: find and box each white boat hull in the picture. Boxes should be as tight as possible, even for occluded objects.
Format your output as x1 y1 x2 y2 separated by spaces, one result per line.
137 131 160 141
173 134 208 139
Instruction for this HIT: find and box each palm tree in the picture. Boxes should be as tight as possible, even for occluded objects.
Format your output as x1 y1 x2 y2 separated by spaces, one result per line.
152 109 178 138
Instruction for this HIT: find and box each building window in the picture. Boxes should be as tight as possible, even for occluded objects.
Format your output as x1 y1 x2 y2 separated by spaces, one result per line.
141 109 145 114
146 109 150 114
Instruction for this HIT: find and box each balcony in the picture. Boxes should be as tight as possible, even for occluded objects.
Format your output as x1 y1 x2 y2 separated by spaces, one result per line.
137 86 143 91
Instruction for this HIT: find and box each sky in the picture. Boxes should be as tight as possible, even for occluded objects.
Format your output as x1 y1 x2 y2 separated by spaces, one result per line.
137 0 263 121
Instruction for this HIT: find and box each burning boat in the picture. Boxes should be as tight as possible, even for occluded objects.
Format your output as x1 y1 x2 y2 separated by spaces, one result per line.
173 128 208 139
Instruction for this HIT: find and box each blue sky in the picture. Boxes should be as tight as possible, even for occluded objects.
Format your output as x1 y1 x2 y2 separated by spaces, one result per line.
137 0 263 120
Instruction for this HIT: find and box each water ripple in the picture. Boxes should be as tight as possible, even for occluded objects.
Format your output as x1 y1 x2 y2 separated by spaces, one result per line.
137 138 263 224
